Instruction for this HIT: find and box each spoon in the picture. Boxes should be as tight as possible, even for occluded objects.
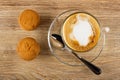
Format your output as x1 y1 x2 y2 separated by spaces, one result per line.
51 34 102 75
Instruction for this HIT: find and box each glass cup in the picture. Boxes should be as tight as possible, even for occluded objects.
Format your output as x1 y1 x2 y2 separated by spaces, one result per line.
48 9 108 66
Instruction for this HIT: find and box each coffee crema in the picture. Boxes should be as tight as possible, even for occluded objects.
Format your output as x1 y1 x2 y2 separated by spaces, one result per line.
62 13 100 52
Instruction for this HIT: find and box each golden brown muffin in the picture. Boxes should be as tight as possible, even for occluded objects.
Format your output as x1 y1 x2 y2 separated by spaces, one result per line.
17 37 40 61
18 9 40 31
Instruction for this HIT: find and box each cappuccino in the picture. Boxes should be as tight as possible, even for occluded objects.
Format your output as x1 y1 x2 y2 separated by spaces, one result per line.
62 13 100 51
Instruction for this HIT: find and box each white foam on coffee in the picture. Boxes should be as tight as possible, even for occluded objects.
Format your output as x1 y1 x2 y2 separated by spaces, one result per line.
70 14 93 46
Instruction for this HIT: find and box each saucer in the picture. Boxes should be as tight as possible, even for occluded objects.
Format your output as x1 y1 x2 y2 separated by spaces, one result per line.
48 9 106 66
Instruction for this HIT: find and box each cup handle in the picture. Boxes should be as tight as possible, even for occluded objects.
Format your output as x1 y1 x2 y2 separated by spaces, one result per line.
101 27 110 45
102 27 110 33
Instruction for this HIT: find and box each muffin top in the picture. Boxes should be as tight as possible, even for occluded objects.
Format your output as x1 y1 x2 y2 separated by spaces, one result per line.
18 9 40 31
17 37 40 60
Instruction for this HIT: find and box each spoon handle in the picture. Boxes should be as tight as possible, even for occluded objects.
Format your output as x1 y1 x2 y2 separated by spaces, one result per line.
72 52 102 75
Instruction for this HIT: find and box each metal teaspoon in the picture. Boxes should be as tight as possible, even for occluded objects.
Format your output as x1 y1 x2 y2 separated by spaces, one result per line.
51 34 102 75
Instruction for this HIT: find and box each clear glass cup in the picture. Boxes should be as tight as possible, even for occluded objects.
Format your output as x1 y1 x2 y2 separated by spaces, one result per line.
48 9 107 66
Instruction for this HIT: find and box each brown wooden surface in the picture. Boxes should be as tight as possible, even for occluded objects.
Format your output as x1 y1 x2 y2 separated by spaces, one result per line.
0 0 120 80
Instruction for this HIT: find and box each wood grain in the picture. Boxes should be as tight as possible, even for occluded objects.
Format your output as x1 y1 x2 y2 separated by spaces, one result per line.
0 0 120 80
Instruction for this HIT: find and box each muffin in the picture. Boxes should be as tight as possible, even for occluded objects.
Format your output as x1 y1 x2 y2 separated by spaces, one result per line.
18 9 40 31
17 37 40 60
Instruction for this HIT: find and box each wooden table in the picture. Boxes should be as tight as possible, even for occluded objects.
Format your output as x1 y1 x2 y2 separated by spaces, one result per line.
0 0 120 80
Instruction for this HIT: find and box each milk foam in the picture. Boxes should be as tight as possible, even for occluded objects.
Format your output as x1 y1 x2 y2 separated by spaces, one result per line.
70 14 93 46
